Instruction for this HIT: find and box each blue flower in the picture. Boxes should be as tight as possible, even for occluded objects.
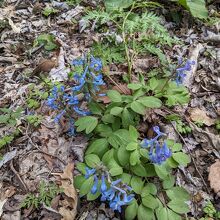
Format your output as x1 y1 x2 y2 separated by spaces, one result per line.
153 126 165 137
63 94 79 105
90 56 102 72
54 110 66 123
72 58 84 66
149 141 172 164
109 192 124 213
175 60 195 85
123 193 134 203
101 175 107 193
72 66 88 92
73 106 90 116
101 188 115 201
91 175 99 194
85 167 96 179
67 118 75 136
47 97 58 110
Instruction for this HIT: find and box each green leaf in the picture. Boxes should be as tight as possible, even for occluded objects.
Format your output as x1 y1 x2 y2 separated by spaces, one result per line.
138 96 162 108
172 143 182 152
131 176 144 194
167 208 182 220
76 162 86 174
102 114 115 123
142 194 159 209
85 154 100 168
0 115 10 124
126 142 138 151
104 0 133 11
131 164 147 177
121 173 132 185
178 0 208 19
102 149 115 165
130 150 140 166
86 138 109 158
95 124 112 137
172 152 191 166
87 190 101 201
75 116 98 134
154 164 169 179
122 108 135 128
156 207 168 220
110 107 123 116
144 164 157 177
88 101 104 115
74 175 85 190
127 83 142 90
166 187 190 201
138 204 154 220
125 199 138 220
167 199 190 214
167 157 179 168
107 90 122 102
149 77 159 91
130 101 145 115
142 183 157 196
162 175 175 189
129 125 139 141
109 166 123 176
117 146 130 166
80 176 94 196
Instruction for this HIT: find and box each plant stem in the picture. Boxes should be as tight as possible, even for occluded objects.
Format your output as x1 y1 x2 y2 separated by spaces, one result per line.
122 3 135 82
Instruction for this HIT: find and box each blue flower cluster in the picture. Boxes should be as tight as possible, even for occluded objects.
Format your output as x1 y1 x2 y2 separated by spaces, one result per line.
141 126 172 164
85 167 134 212
175 59 195 85
46 55 105 135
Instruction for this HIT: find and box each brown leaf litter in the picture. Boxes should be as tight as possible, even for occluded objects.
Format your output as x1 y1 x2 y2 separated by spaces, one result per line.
209 160 220 193
53 163 78 220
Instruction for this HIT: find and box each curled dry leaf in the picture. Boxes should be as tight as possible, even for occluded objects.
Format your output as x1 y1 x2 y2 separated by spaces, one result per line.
208 160 220 193
52 163 77 220
189 107 215 126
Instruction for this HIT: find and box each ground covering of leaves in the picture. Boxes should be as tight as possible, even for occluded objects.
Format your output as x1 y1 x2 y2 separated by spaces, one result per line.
0 0 220 219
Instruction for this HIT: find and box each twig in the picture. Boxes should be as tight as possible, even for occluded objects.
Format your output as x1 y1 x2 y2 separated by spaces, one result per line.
170 121 210 193
10 160 28 192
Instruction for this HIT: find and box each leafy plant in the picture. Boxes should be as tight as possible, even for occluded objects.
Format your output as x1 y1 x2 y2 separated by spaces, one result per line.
215 120 220 132
0 130 20 149
21 181 61 208
42 7 59 17
33 34 58 51
46 55 105 135
173 0 208 19
199 201 220 220
26 84 49 109
26 114 43 127
0 107 23 126
83 1 178 81
75 125 191 219
165 115 192 134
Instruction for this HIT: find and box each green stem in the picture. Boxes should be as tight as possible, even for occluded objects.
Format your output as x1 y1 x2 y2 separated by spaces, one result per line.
122 3 135 82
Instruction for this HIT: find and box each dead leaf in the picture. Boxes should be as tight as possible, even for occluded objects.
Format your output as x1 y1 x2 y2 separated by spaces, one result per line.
112 84 131 95
33 57 58 76
8 18 21 33
208 160 220 193
190 108 215 126
53 163 77 220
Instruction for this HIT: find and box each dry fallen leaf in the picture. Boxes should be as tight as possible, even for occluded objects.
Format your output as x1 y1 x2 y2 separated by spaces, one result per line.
208 160 220 193
53 163 77 220
190 107 215 126
33 57 58 76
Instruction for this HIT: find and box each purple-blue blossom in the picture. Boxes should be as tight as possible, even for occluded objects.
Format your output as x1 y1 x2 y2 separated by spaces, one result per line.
175 59 195 85
85 167 96 179
141 126 172 164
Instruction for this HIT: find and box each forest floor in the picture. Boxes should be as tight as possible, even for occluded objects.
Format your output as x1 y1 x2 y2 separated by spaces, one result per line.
0 0 220 220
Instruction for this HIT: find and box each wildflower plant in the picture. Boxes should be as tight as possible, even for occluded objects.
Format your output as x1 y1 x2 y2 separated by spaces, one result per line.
46 55 105 135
